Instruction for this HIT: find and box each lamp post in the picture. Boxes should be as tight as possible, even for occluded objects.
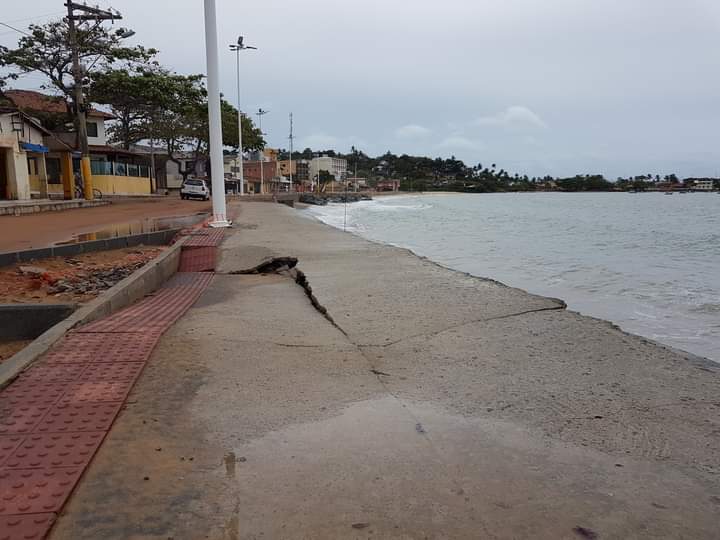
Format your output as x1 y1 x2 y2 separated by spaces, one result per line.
229 36 256 196
256 108 269 194
203 0 230 226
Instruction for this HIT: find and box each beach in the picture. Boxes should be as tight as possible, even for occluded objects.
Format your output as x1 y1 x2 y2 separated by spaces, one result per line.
50 200 720 539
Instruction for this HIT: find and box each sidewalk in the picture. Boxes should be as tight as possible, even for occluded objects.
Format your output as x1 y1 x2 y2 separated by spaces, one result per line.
0 198 211 252
48 201 719 539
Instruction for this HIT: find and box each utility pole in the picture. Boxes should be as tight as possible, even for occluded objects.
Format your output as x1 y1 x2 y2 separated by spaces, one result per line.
203 0 230 226
229 36 256 196
256 108 268 194
65 1 122 200
288 113 294 193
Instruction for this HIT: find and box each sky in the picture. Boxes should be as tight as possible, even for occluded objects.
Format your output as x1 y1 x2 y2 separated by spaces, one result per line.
2 0 720 178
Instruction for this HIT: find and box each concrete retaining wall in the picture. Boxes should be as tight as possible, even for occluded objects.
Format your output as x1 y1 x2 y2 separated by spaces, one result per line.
0 304 77 340
0 199 108 216
0 238 185 388
0 229 181 268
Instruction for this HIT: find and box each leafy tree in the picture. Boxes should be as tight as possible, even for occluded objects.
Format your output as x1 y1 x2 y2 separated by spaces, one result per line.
0 18 156 109
90 67 204 149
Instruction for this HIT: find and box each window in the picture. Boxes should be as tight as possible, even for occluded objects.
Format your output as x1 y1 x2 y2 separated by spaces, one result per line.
27 156 37 176
86 122 98 138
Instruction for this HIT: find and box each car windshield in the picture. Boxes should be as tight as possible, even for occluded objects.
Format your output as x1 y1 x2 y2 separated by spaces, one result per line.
185 180 202 186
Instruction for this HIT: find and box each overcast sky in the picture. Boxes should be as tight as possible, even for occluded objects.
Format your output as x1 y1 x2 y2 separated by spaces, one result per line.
3 0 720 178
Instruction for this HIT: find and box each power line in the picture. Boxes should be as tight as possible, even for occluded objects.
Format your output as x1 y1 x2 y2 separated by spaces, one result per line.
3 11 65 25
0 22 31 37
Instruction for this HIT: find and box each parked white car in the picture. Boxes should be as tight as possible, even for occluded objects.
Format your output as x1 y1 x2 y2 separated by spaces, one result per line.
180 179 210 201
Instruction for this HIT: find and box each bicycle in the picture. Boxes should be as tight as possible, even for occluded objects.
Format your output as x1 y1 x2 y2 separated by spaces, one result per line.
75 185 103 200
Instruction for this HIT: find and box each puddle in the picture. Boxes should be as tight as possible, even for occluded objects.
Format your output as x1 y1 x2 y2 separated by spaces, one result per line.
55 213 209 245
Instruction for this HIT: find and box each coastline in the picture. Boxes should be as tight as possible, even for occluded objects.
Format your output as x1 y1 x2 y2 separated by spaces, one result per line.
52 200 720 539
304 192 719 362
223 201 720 462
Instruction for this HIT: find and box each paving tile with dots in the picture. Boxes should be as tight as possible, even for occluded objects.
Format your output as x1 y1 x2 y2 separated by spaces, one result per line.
34 402 123 434
59 380 136 405
0 468 83 515
0 513 56 540
18 363 87 383
182 228 224 247
0 382 67 436
2 432 105 469
178 246 217 272
44 333 160 364
0 435 25 467
78 362 145 383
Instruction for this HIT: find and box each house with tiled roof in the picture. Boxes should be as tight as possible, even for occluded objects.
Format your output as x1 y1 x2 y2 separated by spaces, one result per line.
0 89 152 200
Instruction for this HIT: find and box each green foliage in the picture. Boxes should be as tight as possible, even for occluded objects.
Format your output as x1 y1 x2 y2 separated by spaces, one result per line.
0 19 156 98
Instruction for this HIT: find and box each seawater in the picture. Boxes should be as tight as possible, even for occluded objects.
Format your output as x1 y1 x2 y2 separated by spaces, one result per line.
306 192 720 362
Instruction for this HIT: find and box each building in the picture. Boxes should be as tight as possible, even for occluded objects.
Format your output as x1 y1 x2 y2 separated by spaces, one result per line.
376 179 401 192
691 179 714 191
2 89 153 197
243 160 277 194
309 156 347 185
0 107 67 200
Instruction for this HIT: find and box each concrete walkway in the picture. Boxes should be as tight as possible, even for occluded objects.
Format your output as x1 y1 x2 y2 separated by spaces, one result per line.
50 201 719 539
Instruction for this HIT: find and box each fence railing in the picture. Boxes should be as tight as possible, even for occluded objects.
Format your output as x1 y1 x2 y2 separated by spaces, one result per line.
90 160 150 178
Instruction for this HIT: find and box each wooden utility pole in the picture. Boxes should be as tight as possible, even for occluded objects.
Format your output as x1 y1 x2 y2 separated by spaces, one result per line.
64 2 122 200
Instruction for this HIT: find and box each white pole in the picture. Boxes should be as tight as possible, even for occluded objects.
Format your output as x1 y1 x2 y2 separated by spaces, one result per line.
203 0 229 226
258 111 264 194
289 113 293 193
236 48 244 196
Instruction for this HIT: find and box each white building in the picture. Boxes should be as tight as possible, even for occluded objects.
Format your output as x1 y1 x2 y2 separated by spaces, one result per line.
309 155 347 185
0 109 53 200
693 180 714 191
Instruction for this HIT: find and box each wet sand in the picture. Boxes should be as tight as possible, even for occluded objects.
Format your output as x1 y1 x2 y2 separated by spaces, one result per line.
50 201 720 539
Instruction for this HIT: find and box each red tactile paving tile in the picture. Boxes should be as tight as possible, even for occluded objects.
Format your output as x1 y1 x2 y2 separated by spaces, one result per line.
35 402 123 434
163 272 215 289
178 246 217 272
182 228 224 247
78 362 145 383
0 435 25 467
0 514 56 540
18 363 87 383
59 380 136 404
0 468 82 514
44 333 159 363
3 432 105 469
0 382 67 435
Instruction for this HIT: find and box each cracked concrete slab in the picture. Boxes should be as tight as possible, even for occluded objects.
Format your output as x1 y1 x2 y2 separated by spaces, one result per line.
50 201 720 539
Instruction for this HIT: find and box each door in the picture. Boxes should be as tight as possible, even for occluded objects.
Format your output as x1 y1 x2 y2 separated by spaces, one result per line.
0 149 8 199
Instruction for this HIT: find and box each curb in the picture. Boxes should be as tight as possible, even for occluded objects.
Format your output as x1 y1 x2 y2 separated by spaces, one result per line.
0 238 185 389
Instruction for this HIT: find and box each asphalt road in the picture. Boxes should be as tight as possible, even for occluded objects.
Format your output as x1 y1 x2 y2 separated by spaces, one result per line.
0 197 211 253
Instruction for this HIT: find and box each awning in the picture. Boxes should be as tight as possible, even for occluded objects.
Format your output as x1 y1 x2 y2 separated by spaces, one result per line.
20 142 49 153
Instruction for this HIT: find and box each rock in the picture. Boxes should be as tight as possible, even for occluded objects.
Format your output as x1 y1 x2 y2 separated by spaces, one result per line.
18 265 47 277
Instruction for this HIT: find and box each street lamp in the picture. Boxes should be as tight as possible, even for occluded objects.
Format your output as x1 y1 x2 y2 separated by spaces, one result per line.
203 0 230 226
229 36 256 196
256 108 269 193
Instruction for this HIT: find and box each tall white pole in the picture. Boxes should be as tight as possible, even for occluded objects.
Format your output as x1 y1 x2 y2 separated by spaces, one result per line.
259 113 264 194
289 113 293 193
236 48 244 196
203 0 229 226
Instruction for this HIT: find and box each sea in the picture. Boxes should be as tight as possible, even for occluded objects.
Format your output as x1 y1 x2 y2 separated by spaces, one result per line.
305 192 720 362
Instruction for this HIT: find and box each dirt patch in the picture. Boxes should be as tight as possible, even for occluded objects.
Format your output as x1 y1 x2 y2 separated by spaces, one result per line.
0 340 32 363
0 246 165 305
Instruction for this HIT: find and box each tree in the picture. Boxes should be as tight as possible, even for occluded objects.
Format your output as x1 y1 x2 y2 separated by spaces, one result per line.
90 67 204 149
0 18 156 110
318 169 333 192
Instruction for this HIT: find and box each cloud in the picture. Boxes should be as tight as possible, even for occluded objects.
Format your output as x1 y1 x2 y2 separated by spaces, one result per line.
475 106 547 130
395 124 432 139
437 136 485 152
298 133 339 149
